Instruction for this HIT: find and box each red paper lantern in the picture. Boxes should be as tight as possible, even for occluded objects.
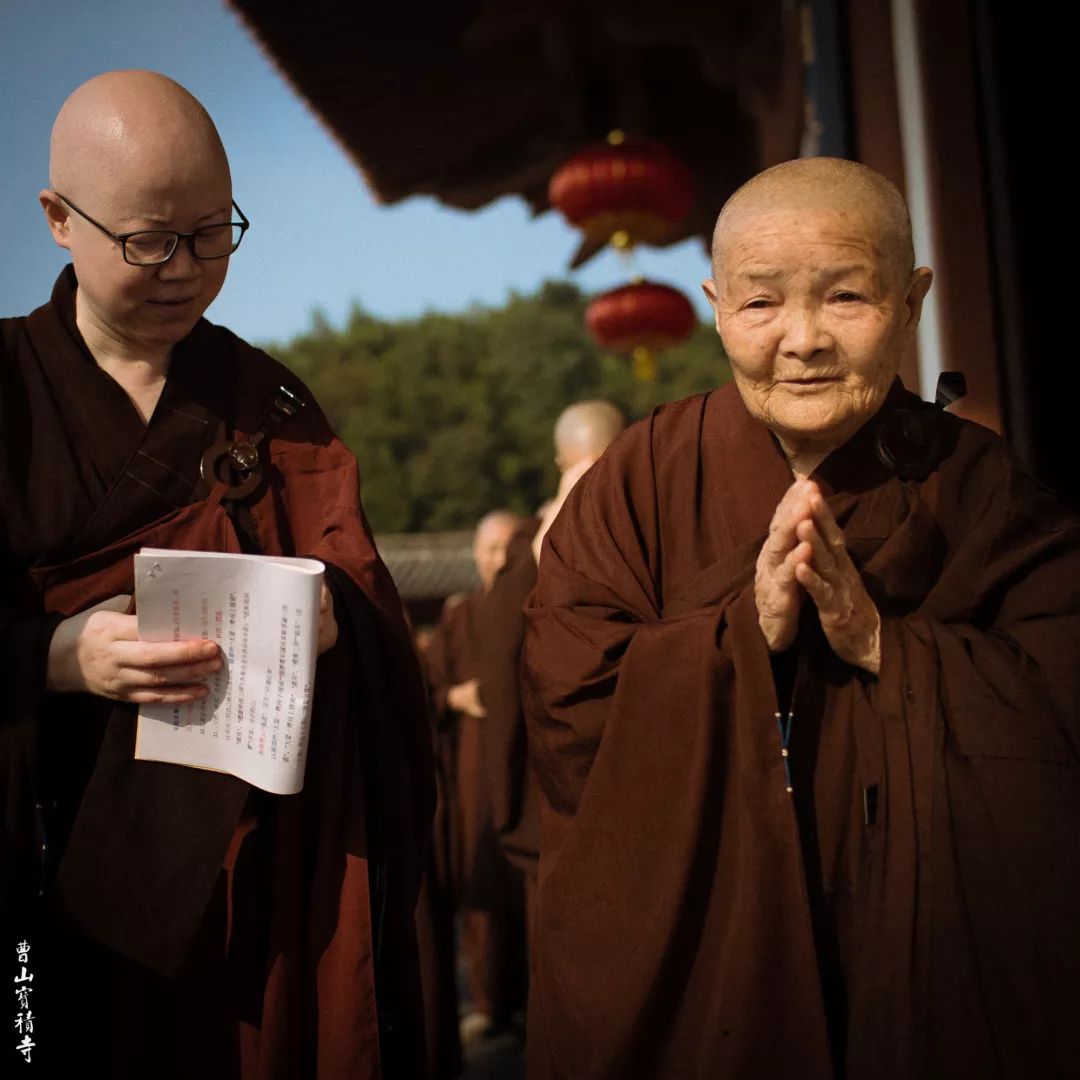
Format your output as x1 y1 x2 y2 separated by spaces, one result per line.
586 281 697 380
549 132 695 254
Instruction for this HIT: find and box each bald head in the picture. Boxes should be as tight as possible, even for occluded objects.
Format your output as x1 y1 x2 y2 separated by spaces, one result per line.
50 70 229 202
40 72 237 358
554 400 626 470
473 510 521 590
475 510 520 543
700 157 933 467
711 158 913 285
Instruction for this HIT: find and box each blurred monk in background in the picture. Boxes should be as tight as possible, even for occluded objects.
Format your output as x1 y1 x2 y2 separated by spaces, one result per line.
426 510 522 1040
480 400 625 948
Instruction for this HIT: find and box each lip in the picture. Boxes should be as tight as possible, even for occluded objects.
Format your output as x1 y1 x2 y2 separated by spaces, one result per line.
146 297 199 315
778 376 843 388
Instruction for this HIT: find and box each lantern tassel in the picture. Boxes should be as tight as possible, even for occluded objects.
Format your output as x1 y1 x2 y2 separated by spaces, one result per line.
632 346 658 381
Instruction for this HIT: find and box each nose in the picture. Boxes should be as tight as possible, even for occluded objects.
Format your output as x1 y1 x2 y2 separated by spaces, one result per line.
778 301 833 362
156 236 202 280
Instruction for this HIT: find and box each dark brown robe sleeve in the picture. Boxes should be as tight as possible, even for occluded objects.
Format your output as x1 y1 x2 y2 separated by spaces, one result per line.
0 550 63 927
0 335 58 731
0 599 59 732
264 387 437 869
0 334 65 926
858 441 1080 1077
235 375 437 1070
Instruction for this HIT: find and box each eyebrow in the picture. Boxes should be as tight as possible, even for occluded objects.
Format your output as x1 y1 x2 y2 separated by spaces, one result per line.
121 206 233 229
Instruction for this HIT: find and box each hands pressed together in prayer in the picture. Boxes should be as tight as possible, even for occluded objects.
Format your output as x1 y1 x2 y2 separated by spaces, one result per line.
755 478 881 675
47 582 340 704
447 677 486 719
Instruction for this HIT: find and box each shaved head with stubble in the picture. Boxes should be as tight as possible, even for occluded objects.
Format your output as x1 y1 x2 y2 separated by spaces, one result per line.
702 158 933 477
711 158 915 286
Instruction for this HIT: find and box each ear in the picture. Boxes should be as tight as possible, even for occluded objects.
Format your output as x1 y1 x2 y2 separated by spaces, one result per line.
39 190 73 251
903 267 934 330
700 278 723 334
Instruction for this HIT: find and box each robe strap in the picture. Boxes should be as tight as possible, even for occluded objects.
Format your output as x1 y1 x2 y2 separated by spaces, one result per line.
775 710 795 795
199 384 305 500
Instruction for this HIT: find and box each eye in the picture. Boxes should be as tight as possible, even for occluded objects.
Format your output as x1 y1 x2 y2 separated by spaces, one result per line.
831 291 864 303
742 298 773 310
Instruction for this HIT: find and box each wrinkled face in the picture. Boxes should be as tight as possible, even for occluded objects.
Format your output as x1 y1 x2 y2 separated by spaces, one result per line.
473 520 516 590
704 207 928 454
45 154 232 352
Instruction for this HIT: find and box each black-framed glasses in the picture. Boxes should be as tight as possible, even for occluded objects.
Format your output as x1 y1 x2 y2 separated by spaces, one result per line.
54 192 250 266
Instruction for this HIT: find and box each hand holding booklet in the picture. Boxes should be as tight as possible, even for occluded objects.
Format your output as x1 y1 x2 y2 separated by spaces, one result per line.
133 548 325 794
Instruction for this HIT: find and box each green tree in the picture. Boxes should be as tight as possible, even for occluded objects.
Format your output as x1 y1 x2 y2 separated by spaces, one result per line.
264 280 730 533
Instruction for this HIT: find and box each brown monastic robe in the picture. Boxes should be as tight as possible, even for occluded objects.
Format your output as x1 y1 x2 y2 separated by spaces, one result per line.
0 267 434 1078
523 381 1080 1079
478 520 541 938
427 592 493 909
426 591 521 1021
414 640 464 1079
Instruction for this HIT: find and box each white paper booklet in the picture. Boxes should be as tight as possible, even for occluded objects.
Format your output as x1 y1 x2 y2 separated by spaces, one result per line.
133 547 325 795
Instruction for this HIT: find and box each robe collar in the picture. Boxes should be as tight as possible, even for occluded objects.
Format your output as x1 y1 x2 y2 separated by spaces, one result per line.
704 376 936 548
25 267 236 559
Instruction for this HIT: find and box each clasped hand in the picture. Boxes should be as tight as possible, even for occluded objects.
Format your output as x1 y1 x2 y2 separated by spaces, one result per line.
447 677 486 719
754 478 881 674
47 583 339 704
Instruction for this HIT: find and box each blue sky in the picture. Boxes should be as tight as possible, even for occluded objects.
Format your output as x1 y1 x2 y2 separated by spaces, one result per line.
0 0 714 347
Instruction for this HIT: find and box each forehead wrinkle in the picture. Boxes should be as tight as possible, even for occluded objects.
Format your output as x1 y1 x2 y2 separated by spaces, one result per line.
722 237 891 300
727 253 879 280
735 269 785 284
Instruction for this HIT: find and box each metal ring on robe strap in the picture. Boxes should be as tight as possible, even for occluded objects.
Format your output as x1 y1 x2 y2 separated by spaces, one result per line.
875 370 966 481
874 408 941 480
199 440 263 499
198 384 306 501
